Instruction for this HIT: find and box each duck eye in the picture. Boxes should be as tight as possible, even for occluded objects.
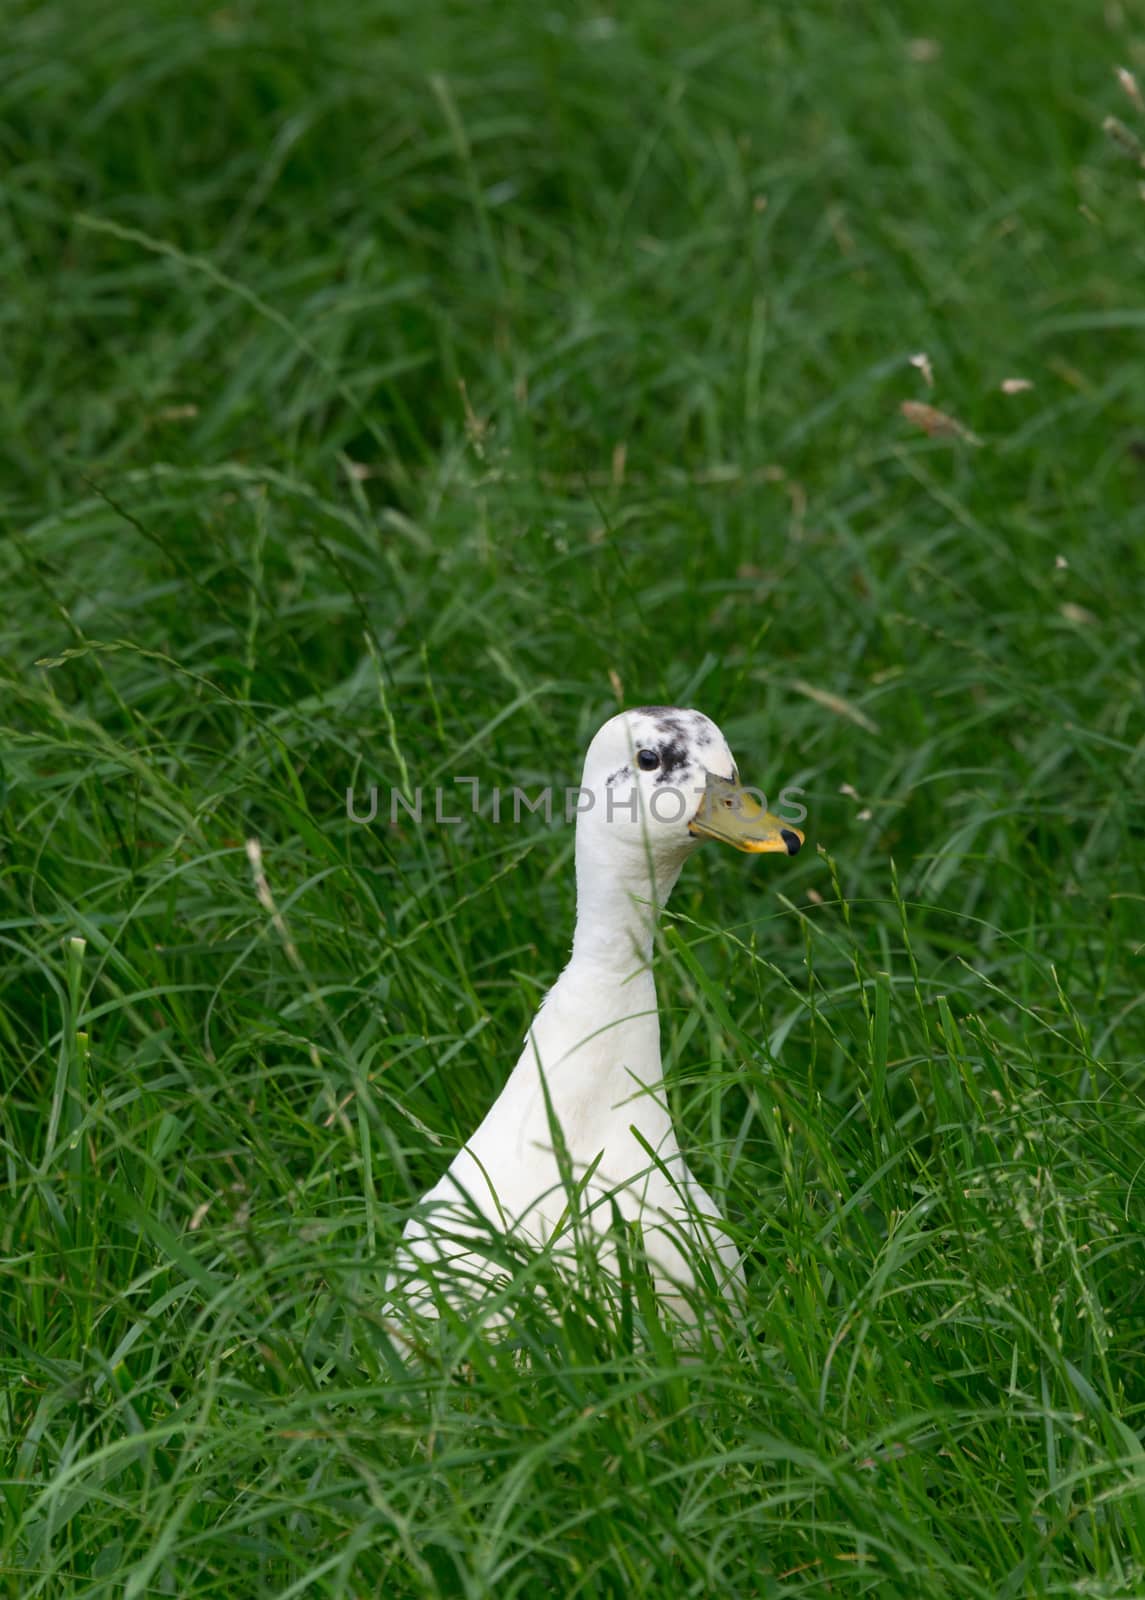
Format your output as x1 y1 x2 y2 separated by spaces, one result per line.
636 749 660 771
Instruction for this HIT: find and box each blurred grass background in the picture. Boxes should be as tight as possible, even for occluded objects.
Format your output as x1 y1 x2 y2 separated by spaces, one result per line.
2 0 1145 1594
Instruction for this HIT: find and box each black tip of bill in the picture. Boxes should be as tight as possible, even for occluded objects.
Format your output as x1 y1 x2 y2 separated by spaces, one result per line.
780 829 802 856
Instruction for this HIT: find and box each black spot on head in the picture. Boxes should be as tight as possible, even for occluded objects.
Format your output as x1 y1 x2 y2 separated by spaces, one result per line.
654 737 691 784
629 707 713 784
635 705 688 738
655 722 688 755
605 764 631 787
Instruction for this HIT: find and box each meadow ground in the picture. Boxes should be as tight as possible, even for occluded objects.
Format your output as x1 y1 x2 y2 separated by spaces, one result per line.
2 1 1145 1594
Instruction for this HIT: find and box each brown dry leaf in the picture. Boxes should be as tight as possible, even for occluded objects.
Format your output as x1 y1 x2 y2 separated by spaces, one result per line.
901 401 981 445
791 679 880 734
608 667 624 702
1001 377 1034 394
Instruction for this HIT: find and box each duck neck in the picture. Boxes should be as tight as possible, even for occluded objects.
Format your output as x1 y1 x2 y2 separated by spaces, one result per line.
568 841 685 983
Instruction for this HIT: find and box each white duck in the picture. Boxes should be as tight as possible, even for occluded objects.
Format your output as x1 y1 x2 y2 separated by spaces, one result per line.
388 707 803 1322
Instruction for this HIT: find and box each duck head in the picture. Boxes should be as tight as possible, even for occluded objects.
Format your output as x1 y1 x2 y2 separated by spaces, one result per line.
577 706 803 867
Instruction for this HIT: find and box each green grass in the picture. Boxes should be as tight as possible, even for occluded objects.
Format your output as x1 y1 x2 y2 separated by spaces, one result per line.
3 0 1145 1593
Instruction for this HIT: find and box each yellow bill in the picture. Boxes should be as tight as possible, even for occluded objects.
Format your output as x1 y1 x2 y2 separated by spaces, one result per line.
688 775 804 855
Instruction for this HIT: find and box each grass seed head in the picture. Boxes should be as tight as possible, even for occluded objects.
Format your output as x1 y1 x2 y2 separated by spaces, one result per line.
909 352 935 388
1116 65 1143 111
